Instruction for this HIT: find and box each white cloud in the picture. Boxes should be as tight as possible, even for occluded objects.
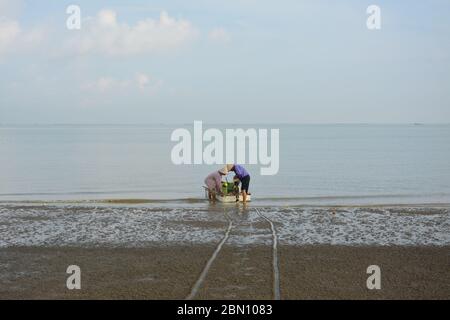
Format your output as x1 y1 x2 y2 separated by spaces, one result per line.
86 77 127 92
208 27 231 44
136 73 151 90
85 73 163 95
0 17 46 55
0 18 20 53
67 10 198 56
0 0 23 18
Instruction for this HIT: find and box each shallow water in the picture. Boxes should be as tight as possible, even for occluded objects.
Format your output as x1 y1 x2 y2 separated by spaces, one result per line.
1 124 450 205
1 204 448 247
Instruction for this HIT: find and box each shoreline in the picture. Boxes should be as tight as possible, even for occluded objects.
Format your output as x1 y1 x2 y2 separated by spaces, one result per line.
1 198 450 207
0 245 448 299
1 204 448 247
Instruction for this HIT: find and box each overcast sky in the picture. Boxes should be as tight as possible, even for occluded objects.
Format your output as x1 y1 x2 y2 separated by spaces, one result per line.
0 0 449 124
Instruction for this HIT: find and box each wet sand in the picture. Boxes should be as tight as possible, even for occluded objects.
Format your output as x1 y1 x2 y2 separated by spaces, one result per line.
0 245 448 300
1 204 449 299
2 205 449 247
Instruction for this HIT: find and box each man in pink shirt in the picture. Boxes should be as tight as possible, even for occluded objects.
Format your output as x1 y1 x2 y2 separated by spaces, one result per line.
204 167 228 200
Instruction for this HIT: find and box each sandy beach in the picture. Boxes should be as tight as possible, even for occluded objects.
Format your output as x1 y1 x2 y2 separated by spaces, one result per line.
0 204 449 299
0 245 448 299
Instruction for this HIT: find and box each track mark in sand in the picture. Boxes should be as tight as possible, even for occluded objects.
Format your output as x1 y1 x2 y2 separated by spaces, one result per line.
186 212 233 300
255 208 281 300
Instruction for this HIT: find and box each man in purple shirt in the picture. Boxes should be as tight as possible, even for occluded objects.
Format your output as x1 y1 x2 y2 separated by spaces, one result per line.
226 164 251 203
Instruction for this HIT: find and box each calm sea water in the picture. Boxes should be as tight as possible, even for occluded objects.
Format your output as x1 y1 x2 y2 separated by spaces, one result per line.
1 124 449 205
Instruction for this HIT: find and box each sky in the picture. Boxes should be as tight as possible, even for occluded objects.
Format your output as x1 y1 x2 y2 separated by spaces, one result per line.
0 0 449 124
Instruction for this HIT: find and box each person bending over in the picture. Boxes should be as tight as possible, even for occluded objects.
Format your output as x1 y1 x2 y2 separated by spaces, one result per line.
226 164 250 203
204 168 227 200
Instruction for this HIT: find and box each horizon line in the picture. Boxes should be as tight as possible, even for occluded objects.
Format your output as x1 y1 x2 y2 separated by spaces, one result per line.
1 122 450 126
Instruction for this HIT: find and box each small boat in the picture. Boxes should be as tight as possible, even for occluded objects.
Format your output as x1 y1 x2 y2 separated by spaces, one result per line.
216 193 251 203
202 186 251 203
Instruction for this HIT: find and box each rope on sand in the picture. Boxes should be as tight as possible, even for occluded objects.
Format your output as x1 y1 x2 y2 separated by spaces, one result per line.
255 207 281 300
186 212 233 300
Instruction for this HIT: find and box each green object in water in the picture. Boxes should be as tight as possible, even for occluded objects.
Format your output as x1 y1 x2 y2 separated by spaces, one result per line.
222 181 237 194
222 181 228 195
221 181 235 194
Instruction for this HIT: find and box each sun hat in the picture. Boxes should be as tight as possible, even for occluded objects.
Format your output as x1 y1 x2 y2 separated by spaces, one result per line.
226 164 234 171
219 167 228 175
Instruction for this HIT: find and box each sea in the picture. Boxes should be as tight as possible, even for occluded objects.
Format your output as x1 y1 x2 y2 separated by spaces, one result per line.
1 123 450 206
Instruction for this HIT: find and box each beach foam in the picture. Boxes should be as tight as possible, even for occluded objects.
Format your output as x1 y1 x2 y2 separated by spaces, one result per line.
0 205 448 247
